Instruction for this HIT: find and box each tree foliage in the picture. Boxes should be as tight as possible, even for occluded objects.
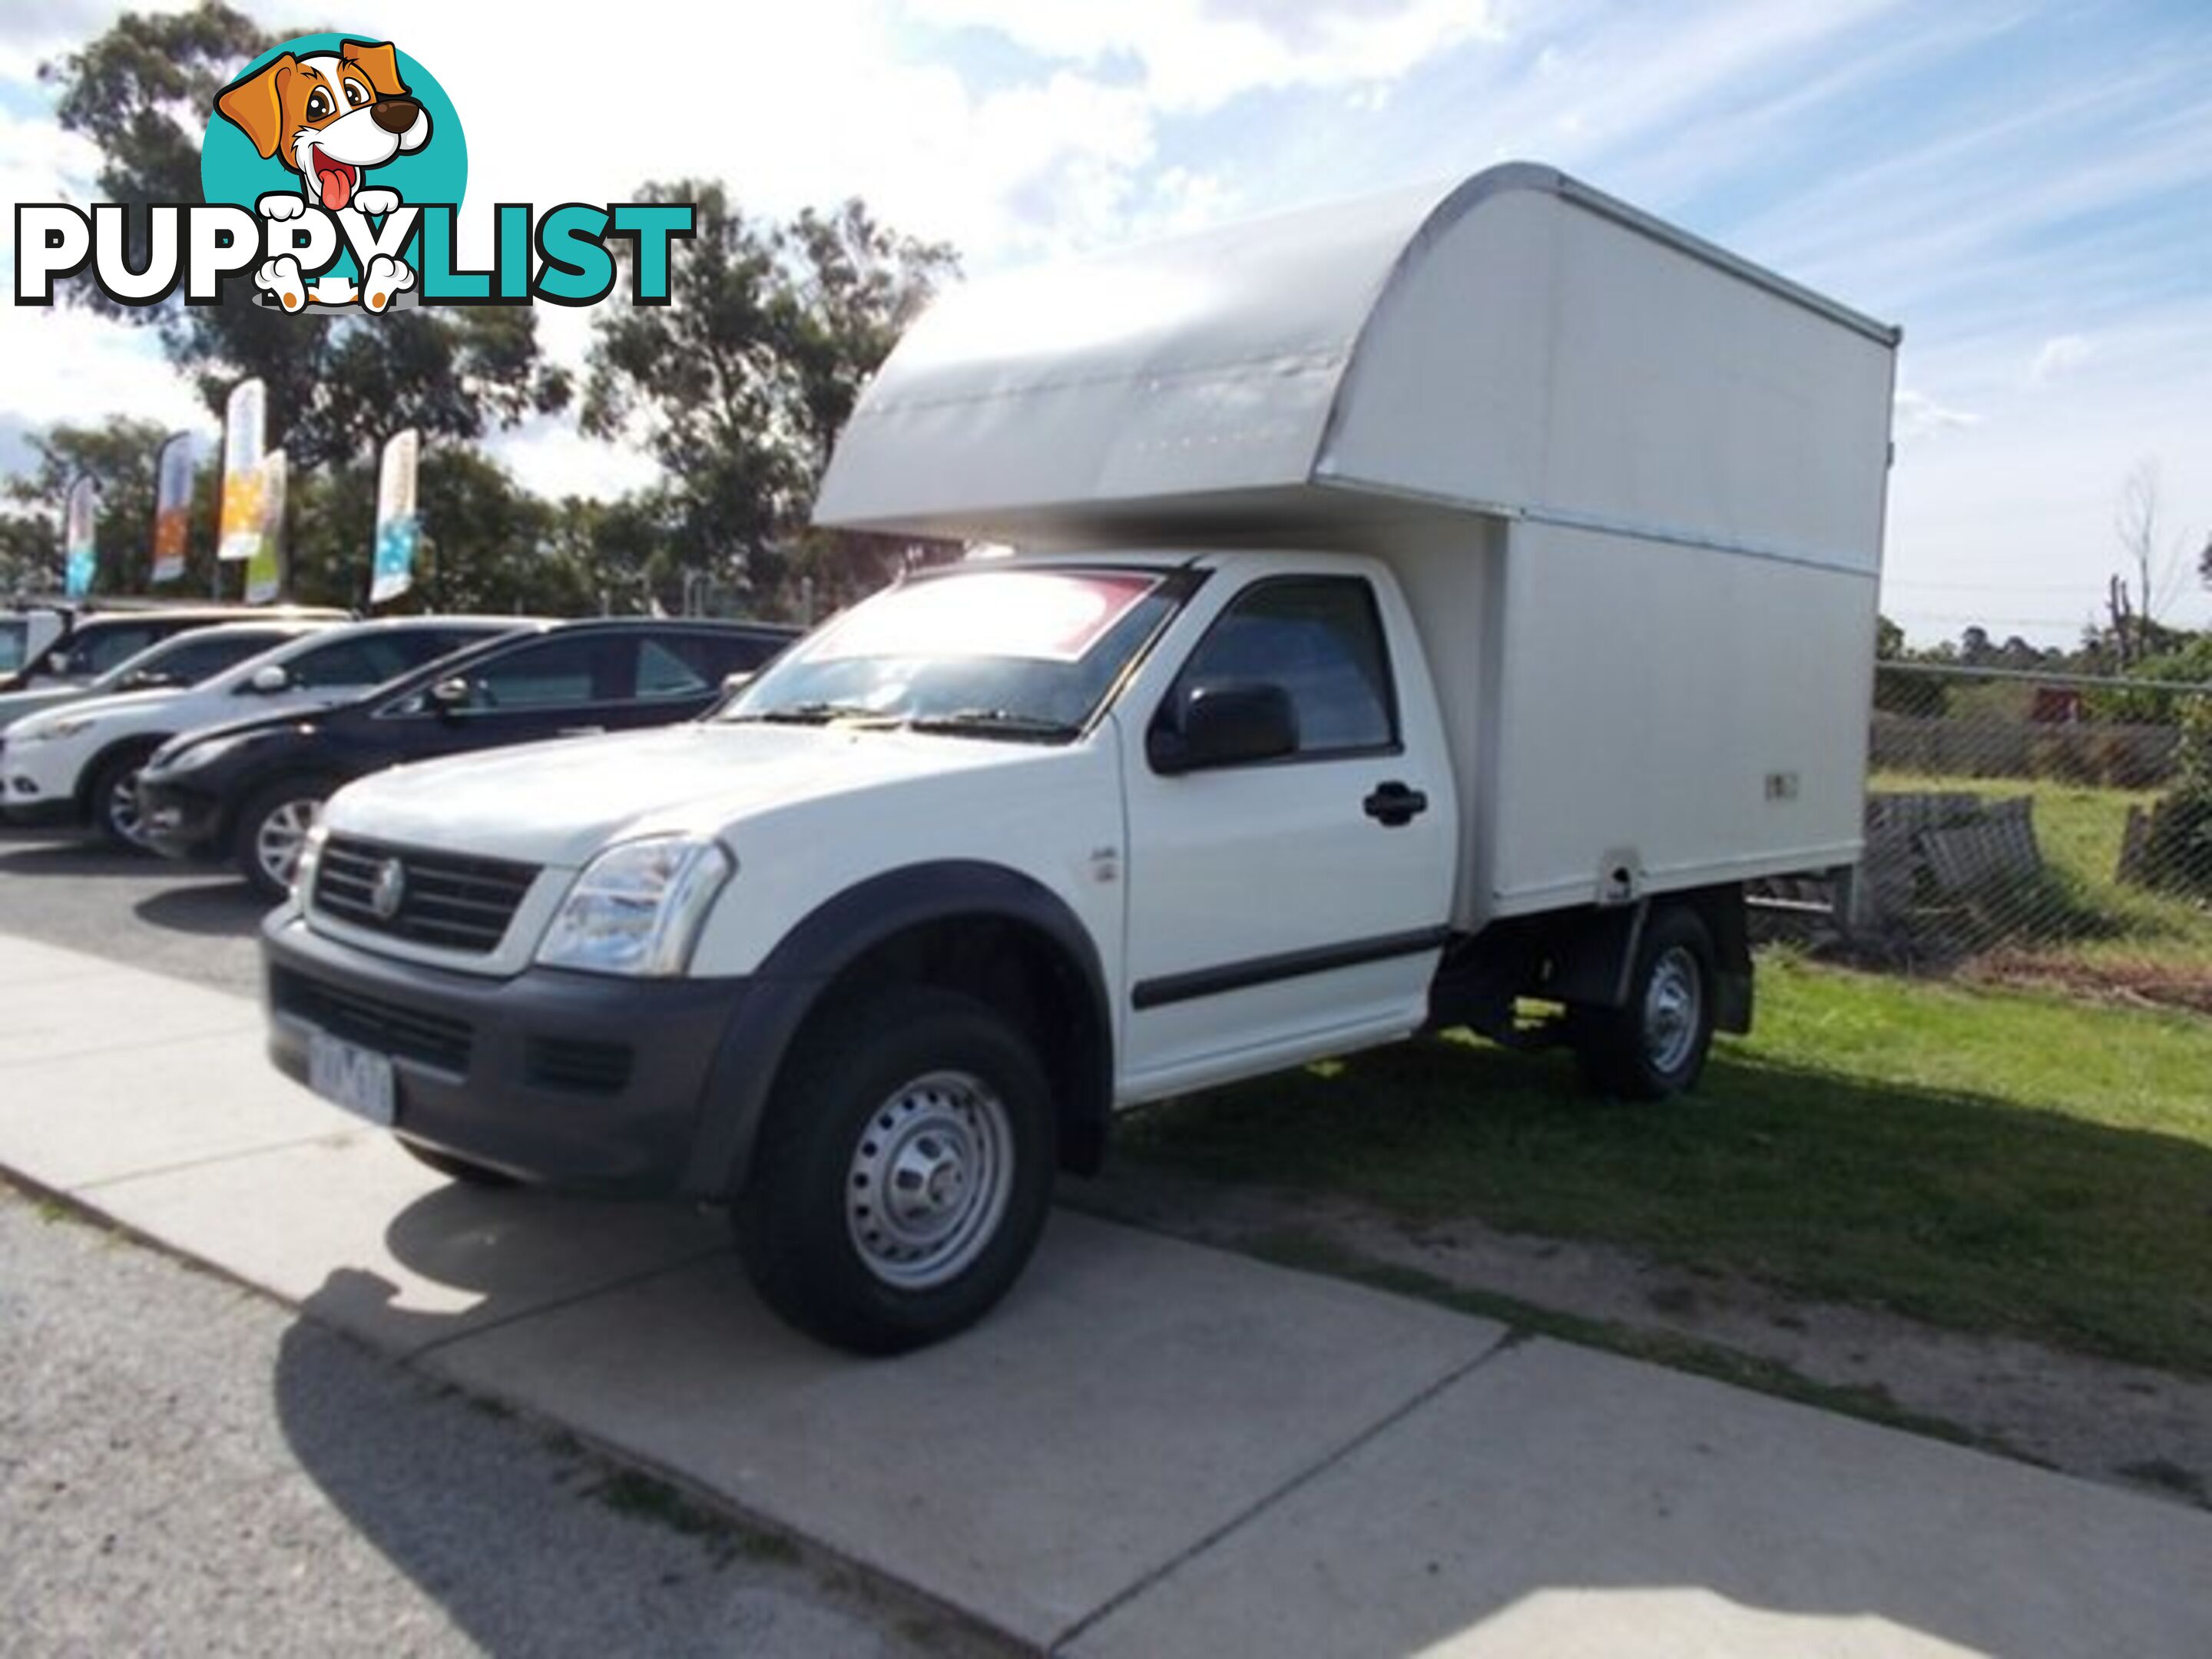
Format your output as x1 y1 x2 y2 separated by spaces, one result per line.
3 419 186 594
584 184 959 614
42 2 569 472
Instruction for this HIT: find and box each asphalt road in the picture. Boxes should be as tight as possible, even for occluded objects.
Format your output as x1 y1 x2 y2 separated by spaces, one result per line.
0 1188 1003 1658
0 831 1006 1657
0 827 266 995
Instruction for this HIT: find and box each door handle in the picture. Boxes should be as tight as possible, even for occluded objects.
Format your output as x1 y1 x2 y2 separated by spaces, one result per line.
1363 781 1428 827
556 726 605 737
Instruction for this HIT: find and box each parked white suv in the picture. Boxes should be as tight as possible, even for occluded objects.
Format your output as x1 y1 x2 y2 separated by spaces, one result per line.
3 618 525 844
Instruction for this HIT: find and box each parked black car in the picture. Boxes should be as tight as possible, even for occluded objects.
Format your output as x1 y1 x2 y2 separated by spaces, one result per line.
138 617 798 896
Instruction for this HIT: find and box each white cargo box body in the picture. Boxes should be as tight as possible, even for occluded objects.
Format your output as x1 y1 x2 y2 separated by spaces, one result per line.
816 164 1899 931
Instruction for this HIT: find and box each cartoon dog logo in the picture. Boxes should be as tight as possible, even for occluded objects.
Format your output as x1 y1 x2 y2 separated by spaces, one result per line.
214 39 429 313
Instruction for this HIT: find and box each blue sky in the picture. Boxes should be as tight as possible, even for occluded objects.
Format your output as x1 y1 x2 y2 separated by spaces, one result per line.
3 0 2208 645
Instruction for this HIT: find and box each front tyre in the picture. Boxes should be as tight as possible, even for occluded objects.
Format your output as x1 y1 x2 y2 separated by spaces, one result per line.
88 745 159 848
735 986 1055 1354
233 777 333 900
1569 906 1717 1100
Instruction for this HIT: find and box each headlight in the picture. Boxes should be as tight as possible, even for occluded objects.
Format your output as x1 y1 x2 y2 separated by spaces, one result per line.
20 715 94 743
535 836 733 978
154 733 246 775
290 822 329 903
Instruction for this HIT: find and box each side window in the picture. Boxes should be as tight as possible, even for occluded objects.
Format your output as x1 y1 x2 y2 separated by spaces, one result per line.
76 626 164 676
1168 578 1397 759
635 637 712 700
285 637 392 689
139 631 279 683
468 635 619 710
289 631 479 689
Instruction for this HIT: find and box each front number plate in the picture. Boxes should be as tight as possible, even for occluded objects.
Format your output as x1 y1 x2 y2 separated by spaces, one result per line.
307 1028 396 1127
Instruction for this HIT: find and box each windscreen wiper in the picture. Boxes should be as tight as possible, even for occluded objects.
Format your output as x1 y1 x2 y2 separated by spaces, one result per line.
729 701 901 727
905 708 1081 741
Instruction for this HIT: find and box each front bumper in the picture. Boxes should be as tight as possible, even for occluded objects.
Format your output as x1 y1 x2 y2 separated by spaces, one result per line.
4 737 89 826
136 776 225 861
1 793 76 830
262 910 749 1195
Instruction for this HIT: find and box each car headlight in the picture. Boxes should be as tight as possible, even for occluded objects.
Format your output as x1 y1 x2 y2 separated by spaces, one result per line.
535 836 733 978
154 733 246 775
290 822 329 904
20 715 94 743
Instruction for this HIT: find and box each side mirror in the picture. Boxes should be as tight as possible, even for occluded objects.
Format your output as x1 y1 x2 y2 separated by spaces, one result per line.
248 664 292 694
118 670 177 691
721 671 756 696
1148 680 1298 775
429 676 472 714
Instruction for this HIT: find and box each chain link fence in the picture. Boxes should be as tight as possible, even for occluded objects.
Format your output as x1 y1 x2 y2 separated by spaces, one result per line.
1755 662 2212 1015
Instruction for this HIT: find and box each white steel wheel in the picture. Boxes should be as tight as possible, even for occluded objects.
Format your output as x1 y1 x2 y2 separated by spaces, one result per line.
1570 906 1717 1101
1640 944 1704 1079
844 1069 1014 1291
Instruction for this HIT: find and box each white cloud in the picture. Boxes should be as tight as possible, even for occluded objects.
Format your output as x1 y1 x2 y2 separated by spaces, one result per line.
0 94 101 210
485 416 660 505
904 0 1505 112
1892 388 1980 443
0 306 211 436
2027 334 2094 386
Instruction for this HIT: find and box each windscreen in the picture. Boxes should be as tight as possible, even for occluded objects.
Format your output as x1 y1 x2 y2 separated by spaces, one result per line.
721 568 1178 740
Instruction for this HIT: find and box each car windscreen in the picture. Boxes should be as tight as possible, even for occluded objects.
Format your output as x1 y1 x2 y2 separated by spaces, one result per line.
720 568 1181 741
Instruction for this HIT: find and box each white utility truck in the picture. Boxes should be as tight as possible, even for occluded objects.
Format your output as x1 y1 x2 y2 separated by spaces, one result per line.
261 164 1899 1352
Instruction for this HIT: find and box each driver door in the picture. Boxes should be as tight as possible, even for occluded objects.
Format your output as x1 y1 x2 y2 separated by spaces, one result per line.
1119 575 1454 1098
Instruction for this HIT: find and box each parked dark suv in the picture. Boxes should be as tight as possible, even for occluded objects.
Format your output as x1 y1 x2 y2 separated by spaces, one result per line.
138 617 796 896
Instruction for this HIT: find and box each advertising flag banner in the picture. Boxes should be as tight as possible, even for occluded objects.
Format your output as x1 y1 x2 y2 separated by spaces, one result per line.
218 377 266 561
65 476 99 598
371 428 420 604
152 432 194 584
245 449 286 604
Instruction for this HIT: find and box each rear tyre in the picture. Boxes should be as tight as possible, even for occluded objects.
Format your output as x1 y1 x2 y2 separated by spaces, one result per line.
734 985 1055 1354
399 1140 519 1187
1569 906 1717 1100
233 776 334 900
88 745 160 849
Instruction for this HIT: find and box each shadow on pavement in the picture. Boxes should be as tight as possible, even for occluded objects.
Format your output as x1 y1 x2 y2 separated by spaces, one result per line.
134 882 273 938
0 838 174 879
266 1185 869 1657
265 1303 939 1656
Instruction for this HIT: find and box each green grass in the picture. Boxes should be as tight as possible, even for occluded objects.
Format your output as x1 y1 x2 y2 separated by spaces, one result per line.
1121 953 2212 1376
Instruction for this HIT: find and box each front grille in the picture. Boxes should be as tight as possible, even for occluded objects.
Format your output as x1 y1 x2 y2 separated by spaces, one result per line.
313 834 538 955
524 1037 635 1095
270 966 472 1074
